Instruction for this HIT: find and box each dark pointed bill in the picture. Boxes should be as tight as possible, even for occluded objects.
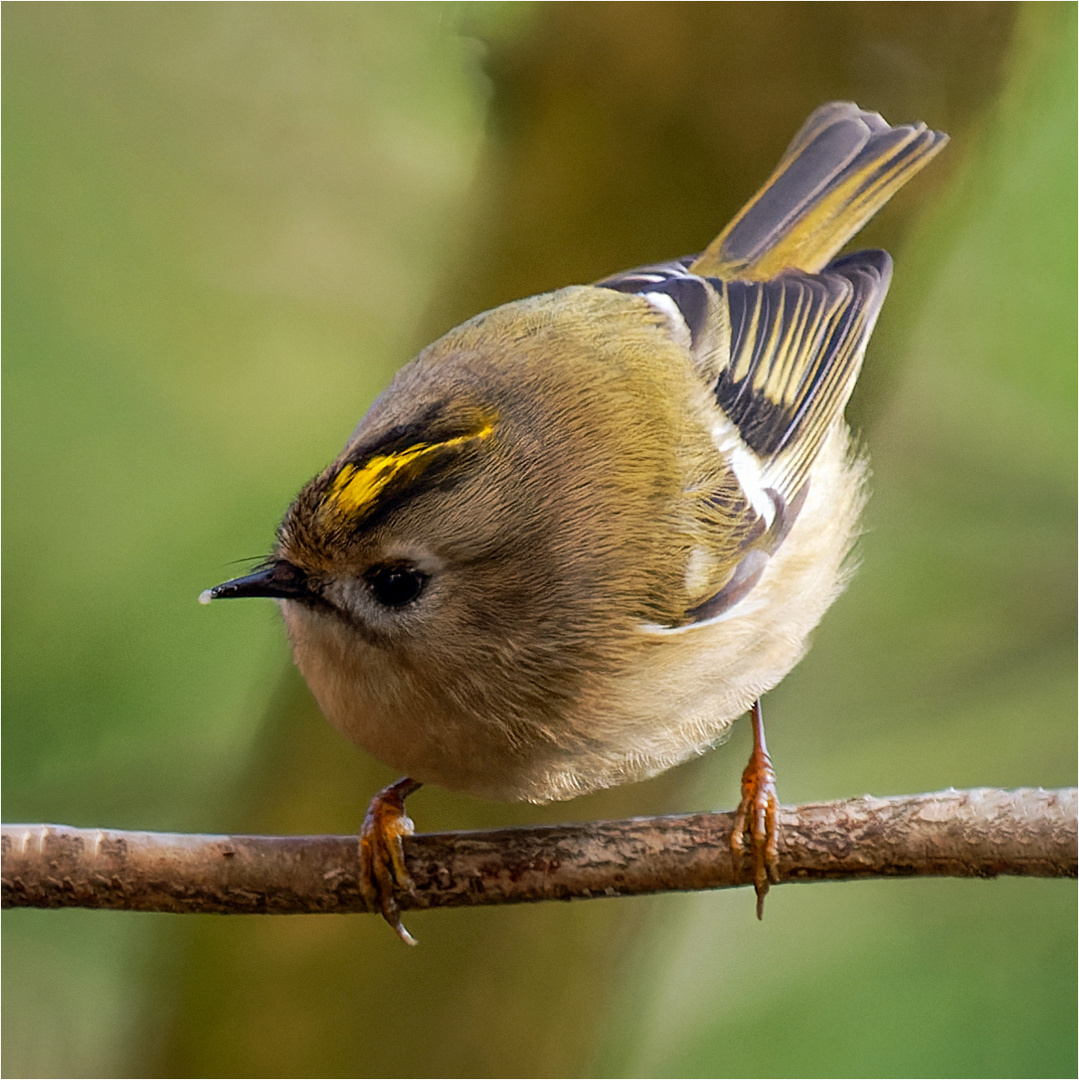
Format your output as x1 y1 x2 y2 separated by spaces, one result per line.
199 561 309 605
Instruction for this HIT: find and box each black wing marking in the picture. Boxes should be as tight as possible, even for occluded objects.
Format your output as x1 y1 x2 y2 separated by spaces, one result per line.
714 249 891 494
593 257 703 331
595 250 890 498
599 250 887 631
595 258 725 372
594 256 697 286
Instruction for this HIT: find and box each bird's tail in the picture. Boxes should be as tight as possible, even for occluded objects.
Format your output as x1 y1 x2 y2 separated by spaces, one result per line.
691 102 948 280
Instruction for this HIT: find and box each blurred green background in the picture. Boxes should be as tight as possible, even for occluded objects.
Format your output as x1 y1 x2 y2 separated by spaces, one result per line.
3 3 1075 1077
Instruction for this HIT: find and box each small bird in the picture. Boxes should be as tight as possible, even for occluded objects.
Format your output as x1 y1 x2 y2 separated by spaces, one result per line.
204 102 946 942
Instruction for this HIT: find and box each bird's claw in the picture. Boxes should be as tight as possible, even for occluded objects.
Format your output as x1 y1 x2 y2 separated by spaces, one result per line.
731 701 779 918
359 777 422 945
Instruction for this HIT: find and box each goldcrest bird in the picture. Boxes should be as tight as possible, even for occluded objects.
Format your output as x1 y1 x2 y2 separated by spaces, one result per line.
204 102 947 942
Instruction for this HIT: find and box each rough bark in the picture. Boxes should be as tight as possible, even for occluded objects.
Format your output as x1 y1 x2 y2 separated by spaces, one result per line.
3 788 1075 915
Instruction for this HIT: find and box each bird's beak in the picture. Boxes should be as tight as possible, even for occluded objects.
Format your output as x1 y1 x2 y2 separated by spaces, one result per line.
199 561 309 605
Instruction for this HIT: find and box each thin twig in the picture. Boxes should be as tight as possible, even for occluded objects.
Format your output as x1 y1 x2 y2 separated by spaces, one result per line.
2 788 1075 915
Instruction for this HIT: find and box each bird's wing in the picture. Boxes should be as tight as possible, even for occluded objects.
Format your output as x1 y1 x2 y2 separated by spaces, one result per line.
710 249 891 498
598 249 890 627
599 249 889 503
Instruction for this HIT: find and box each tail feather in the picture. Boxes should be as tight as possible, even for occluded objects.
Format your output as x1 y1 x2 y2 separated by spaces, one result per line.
691 102 947 280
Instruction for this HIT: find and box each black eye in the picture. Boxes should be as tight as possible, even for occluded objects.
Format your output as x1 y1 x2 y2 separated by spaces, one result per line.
364 563 429 609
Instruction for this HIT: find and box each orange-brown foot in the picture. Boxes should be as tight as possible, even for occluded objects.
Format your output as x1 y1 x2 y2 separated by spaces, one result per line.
730 700 779 919
359 777 423 945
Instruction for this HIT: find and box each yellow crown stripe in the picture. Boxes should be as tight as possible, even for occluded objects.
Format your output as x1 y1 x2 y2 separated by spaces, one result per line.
326 419 495 519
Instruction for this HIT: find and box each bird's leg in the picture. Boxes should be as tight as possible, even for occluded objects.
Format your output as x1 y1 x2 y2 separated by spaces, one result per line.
359 776 423 945
731 699 779 918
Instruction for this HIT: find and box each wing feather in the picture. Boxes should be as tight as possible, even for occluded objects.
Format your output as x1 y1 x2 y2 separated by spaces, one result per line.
715 249 891 498
597 250 889 631
595 103 943 630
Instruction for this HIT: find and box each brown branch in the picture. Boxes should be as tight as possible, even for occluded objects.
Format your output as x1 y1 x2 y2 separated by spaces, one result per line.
2 788 1075 915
